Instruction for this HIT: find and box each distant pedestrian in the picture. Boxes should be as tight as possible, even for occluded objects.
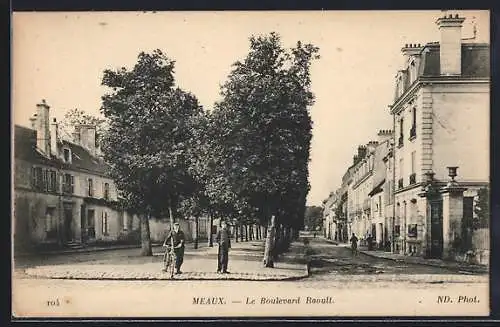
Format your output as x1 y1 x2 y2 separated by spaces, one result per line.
164 222 185 274
367 234 373 251
216 220 231 274
350 233 359 257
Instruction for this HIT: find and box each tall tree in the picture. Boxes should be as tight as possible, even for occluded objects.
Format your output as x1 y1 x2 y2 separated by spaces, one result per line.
304 205 324 231
100 49 203 256
473 187 489 229
59 108 107 144
214 32 319 267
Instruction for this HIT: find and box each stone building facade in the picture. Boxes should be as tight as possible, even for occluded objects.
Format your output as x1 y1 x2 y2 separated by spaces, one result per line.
322 13 489 264
390 14 489 260
14 100 141 252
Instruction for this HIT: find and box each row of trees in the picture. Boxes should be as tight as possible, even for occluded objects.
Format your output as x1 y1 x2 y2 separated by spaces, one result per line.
97 33 319 266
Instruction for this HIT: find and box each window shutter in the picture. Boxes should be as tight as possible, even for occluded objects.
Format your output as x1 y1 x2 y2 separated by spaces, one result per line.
70 175 75 194
31 167 36 188
42 169 48 191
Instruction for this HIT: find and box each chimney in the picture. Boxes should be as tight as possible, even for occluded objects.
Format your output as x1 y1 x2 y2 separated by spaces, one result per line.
35 99 50 156
377 129 394 143
50 117 58 156
436 13 466 75
29 114 37 130
77 124 97 156
357 145 367 159
401 43 423 62
367 141 379 153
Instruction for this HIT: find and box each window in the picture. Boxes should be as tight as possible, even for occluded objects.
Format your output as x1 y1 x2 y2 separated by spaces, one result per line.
411 151 416 171
123 214 128 231
87 209 96 238
409 61 418 84
378 196 382 217
398 118 404 147
102 211 109 236
394 225 401 237
63 173 74 194
407 224 418 237
48 170 57 192
45 207 56 233
410 107 417 139
63 148 71 163
31 167 43 190
103 183 110 200
88 178 94 197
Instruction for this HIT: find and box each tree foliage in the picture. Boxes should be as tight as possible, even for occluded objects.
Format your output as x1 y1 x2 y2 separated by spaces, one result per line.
59 108 107 144
100 50 203 255
209 32 319 229
304 205 323 230
473 187 489 229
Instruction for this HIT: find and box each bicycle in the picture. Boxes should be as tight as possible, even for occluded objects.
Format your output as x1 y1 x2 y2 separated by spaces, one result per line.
162 243 176 279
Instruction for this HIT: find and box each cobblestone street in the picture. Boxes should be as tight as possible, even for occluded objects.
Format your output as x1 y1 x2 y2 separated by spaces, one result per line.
13 236 489 317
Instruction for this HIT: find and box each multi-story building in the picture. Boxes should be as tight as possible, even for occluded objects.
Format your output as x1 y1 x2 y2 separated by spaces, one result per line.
14 100 141 252
368 130 393 249
322 191 338 240
390 14 489 259
14 100 217 254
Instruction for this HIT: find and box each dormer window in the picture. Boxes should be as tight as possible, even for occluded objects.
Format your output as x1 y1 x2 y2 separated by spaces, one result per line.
409 60 417 84
63 148 72 163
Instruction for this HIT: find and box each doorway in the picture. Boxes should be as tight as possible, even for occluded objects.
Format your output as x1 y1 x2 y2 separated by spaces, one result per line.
429 200 443 258
63 204 74 243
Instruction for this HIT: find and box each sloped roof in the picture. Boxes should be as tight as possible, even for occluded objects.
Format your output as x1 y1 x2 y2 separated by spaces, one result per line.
60 140 109 175
14 125 110 176
421 43 490 77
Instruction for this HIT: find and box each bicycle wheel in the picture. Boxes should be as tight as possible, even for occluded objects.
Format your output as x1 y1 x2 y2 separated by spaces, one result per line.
167 252 175 278
162 250 169 272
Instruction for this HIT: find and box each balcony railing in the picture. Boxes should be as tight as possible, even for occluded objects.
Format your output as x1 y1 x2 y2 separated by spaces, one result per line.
409 173 416 185
62 183 74 194
409 125 416 139
398 178 404 189
398 135 404 147
362 199 371 210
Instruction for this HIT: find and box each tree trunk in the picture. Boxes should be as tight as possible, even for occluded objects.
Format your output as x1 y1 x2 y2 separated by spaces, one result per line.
194 215 199 249
245 225 249 241
235 224 239 242
208 211 213 247
249 225 253 241
263 215 276 268
240 224 244 242
140 212 152 256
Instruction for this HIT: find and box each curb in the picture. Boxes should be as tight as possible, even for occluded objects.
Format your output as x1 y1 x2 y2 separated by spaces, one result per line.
24 266 309 282
359 250 488 273
14 244 142 257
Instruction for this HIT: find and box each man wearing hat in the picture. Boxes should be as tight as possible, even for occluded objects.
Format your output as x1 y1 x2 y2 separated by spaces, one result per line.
215 220 231 274
164 222 186 274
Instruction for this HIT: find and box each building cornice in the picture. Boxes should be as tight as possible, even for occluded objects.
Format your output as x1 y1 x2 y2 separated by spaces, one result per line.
390 76 490 115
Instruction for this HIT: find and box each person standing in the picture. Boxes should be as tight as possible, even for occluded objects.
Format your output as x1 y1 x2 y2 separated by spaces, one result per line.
215 220 231 274
164 222 185 274
350 232 359 257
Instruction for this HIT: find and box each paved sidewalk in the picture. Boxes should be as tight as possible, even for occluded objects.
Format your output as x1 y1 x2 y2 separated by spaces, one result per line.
333 240 488 274
15 244 142 257
23 240 309 281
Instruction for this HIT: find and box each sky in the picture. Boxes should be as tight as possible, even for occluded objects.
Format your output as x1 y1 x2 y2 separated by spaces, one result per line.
12 10 489 206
